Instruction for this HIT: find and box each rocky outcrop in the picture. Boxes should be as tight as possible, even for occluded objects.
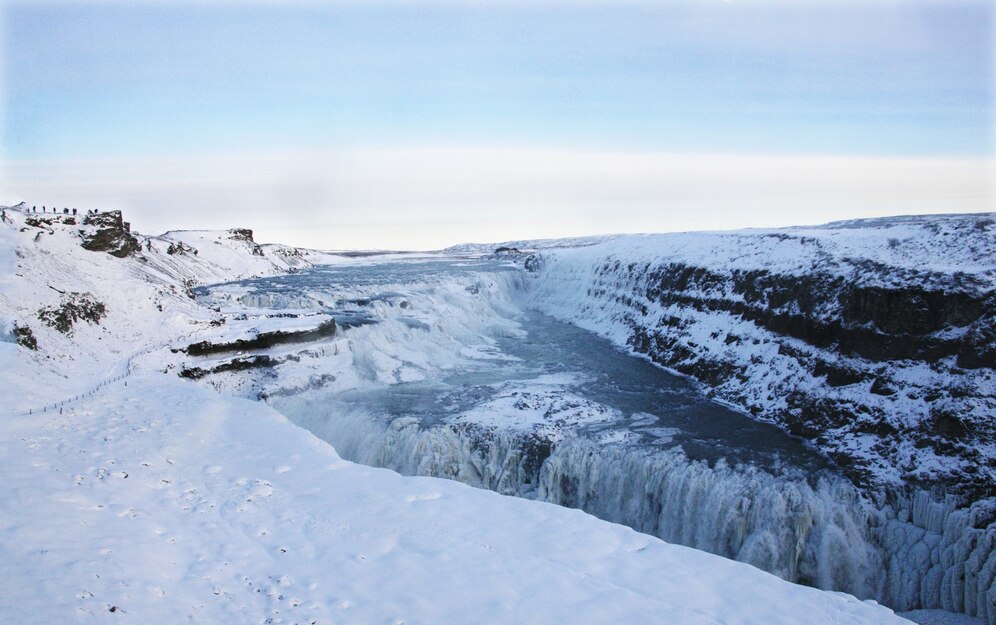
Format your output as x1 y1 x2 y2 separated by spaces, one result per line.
623 263 994 493
166 240 198 256
79 210 140 258
13 324 37 350
179 355 279 379
37 292 107 334
227 228 264 256
584 263 994 497
181 320 338 356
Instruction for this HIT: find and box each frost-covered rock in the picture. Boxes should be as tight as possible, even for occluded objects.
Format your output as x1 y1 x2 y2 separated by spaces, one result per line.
526 213 995 498
79 209 140 257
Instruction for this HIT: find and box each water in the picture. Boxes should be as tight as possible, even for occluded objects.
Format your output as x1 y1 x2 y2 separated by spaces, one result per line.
330 306 828 473
200 256 996 622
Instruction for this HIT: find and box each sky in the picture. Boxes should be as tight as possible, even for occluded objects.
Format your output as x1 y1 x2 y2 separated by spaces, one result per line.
2 0 993 249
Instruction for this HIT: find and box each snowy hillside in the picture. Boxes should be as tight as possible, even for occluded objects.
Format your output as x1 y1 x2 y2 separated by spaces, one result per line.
0 205 341 410
0 203 917 624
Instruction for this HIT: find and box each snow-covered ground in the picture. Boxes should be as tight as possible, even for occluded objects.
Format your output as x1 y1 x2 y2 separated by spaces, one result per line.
2 374 915 625
0 203 920 624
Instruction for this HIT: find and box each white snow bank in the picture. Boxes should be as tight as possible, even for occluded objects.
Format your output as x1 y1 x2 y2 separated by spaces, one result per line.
0 374 912 625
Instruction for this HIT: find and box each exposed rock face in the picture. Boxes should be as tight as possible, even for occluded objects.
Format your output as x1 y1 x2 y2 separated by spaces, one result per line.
79 210 140 258
166 241 198 256
178 355 279 379
228 228 264 256
619 265 994 494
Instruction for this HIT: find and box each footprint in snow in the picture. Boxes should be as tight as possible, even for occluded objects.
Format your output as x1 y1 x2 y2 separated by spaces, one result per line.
246 480 274 501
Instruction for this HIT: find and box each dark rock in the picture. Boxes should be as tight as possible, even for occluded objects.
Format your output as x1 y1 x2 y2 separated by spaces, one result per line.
813 360 868 387
184 320 337 356
37 293 107 334
80 211 140 258
841 285 984 334
166 241 198 256
869 377 898 396
13 325 37 350
179 355 278 379
228 228 264 256
931 409 968 440
523 254 544 272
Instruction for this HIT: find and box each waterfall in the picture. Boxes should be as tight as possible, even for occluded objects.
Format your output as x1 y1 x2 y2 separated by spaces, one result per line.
536 438 883 599
241 257 995 622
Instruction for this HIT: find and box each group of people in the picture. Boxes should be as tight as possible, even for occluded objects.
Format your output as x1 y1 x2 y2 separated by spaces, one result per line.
27 205 101 217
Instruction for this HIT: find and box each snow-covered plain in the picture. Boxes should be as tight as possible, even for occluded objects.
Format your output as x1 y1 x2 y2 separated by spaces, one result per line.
0 204 918 624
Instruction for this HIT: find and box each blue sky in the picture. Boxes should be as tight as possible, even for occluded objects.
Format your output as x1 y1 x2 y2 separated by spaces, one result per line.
2 1 993 248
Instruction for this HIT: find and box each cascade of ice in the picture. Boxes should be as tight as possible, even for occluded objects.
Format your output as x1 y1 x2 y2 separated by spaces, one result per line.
281 401 881 591
877 492 996 621
281 402 996 621
536 438 884 598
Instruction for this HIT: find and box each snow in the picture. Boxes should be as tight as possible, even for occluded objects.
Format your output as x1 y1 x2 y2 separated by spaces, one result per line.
901 610 984 625
0 204 915 624
0 375 913 625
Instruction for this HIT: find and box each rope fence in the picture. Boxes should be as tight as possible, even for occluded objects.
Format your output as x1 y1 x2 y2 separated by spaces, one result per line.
17 331 198 417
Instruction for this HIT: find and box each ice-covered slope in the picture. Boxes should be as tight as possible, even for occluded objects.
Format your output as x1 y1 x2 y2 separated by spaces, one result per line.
525 213 995 496
0 203 915 624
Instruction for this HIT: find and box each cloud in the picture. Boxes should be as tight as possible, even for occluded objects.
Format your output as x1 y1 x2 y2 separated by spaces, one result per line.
4 146 992 249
